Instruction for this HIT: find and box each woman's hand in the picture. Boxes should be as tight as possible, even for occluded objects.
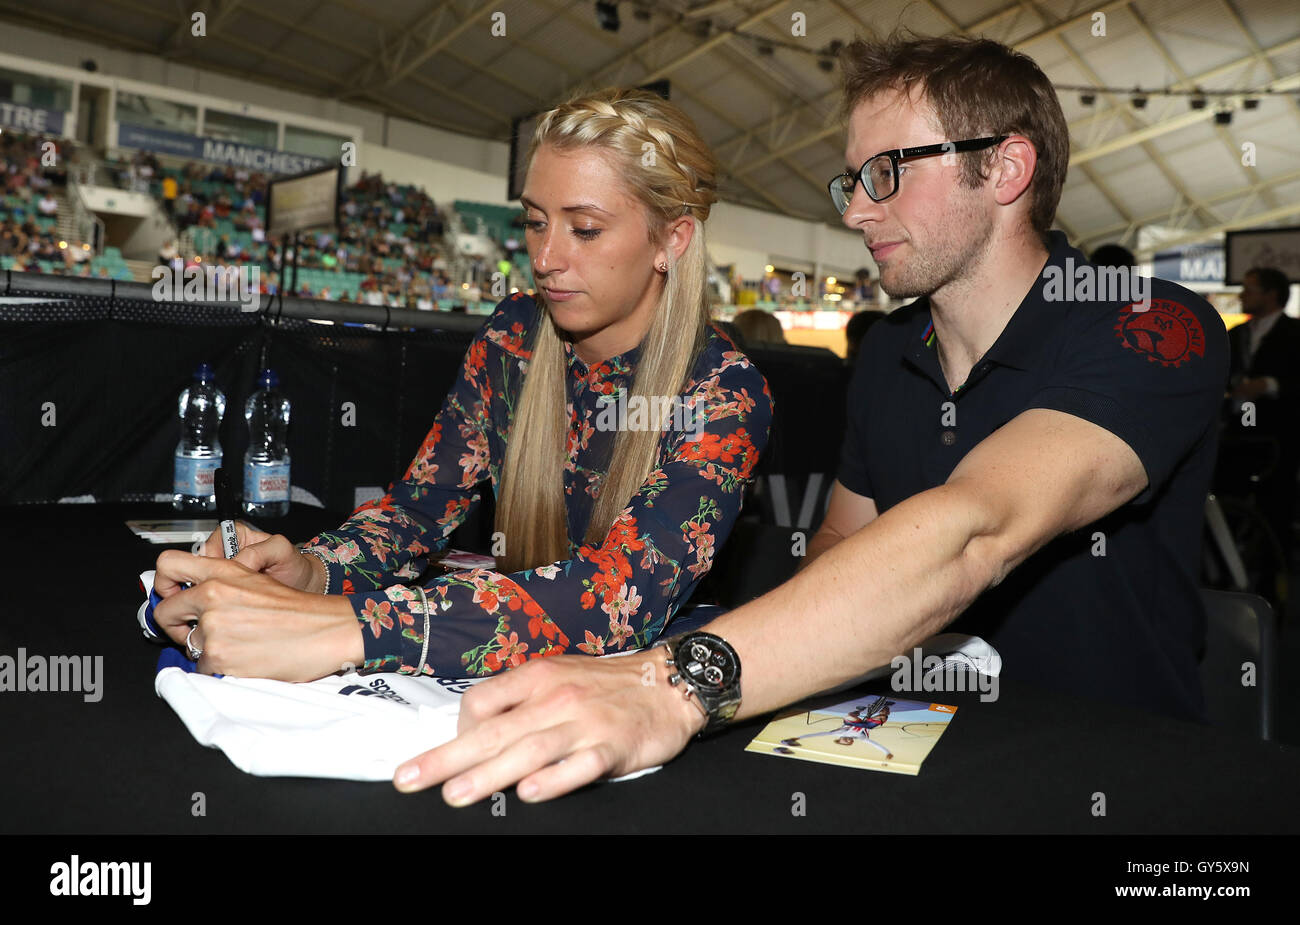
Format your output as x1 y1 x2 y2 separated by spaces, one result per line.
391 654 707 805
152 550 363 681
191 523 323 593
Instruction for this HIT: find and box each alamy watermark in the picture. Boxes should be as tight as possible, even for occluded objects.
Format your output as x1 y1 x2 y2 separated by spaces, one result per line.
890 647 999 703
152 263 261 312
0 649 103 702
50 856 150 905
1042 257 1150 310
593 393 705 437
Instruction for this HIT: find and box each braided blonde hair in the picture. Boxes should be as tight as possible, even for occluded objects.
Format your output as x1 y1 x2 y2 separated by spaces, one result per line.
495 86 720 573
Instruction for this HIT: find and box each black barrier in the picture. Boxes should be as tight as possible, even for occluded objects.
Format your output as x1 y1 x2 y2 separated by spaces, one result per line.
0 273 486 519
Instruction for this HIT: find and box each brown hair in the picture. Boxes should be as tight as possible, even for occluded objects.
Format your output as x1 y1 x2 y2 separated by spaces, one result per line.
837 31 1069 239
731 309 786 345
495 86 719 573
1246 267 1290 307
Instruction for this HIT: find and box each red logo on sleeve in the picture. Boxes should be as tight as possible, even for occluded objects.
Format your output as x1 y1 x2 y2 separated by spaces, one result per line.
1114 299 1205 368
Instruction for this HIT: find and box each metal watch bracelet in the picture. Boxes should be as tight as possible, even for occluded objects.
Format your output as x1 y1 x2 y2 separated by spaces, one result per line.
656 633 741 738
299 547 331 594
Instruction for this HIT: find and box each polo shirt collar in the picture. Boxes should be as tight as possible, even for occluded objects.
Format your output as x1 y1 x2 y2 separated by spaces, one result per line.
904 230 1082 380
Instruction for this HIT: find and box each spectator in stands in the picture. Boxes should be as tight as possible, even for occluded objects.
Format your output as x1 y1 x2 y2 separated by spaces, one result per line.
844 309 887 365
37 193 58 217
413 278 434 311
161 173 178 219
732 308 787 345
35 237 59 262
151 88 772 730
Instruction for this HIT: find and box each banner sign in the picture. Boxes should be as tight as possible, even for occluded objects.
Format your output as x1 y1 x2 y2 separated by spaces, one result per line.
1152 244 1224 284
0 99 65 134
117 123 328 175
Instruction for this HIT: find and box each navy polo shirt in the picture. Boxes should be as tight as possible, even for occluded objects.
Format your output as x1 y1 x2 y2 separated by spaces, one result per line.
839 231 1229 722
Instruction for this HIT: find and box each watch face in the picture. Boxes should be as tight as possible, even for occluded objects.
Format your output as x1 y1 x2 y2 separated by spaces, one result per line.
678 634 738 691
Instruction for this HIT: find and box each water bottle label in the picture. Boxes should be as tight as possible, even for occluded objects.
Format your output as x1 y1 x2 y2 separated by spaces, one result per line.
245 461 290 502
174 455 221 496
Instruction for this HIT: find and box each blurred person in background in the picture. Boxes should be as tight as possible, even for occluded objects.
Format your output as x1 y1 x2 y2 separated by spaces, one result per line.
732 308 787 345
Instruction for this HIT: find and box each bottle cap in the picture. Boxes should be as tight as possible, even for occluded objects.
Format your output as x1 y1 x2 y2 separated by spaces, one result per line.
258 368 279 388
195 362 214 383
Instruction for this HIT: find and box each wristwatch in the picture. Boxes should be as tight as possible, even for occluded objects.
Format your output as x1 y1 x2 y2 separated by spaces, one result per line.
653 631 742 737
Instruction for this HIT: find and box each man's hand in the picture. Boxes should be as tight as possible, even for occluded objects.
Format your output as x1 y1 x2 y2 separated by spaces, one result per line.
152 549 363 681
392 653 707 805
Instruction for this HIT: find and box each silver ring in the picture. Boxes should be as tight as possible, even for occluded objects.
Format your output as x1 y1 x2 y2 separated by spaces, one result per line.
185 625 203 661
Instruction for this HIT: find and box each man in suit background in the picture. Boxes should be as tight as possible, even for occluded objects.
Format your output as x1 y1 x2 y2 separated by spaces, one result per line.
1226 266 1300 570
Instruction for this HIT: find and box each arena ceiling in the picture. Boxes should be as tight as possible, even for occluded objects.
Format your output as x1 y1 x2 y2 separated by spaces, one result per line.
2 0 1297 255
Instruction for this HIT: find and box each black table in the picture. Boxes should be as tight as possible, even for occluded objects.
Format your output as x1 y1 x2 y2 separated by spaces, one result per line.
2 503 1297 841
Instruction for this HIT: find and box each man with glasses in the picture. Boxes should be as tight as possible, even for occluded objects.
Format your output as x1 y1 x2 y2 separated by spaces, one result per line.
390 34 1228 806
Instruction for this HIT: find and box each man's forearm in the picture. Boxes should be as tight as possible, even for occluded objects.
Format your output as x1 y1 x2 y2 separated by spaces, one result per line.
705 483 998 720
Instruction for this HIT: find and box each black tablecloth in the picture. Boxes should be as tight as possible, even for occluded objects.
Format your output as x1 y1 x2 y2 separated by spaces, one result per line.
1 502 1297 836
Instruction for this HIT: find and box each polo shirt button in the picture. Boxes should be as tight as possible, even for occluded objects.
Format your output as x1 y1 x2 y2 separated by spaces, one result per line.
941 430 956 446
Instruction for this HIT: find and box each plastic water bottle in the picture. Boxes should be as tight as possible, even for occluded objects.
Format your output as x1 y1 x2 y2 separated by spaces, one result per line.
173 363 226 512
243 368 291 517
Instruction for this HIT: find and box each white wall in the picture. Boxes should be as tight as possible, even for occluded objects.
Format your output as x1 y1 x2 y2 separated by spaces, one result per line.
119 206 171 260
705 240 772 280
709 202 874 279
358 141 507 207
79 186 155 216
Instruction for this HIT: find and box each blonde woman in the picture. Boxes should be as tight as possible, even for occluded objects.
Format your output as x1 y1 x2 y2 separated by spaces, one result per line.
152 88 773 682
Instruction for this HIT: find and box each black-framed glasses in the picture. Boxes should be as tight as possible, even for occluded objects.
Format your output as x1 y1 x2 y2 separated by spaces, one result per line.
828 135 1008 213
